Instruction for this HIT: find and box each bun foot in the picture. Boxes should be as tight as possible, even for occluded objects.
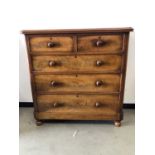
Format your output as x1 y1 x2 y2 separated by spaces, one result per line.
114 121 121 127
36 120 43 126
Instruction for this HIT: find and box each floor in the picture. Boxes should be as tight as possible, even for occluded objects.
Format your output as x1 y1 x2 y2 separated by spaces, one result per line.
19 108 135 155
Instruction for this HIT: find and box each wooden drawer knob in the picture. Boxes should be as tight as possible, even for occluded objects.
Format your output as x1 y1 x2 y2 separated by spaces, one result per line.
95 80 103 86
53 102 59 107
96 60 103 66
47 42 55 47
53 102 63 107
48 60 56 67
96 40 104 47
95 102 101 107
50 81 58 87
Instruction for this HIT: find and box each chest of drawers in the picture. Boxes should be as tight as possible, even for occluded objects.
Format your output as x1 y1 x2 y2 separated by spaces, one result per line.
22 28 133 127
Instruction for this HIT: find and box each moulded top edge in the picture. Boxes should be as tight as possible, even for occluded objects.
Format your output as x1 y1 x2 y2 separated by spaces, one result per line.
21 27 133 35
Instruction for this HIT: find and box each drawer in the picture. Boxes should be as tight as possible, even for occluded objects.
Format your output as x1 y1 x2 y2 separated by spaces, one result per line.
37 94 119 115
35 74 120 93
29 36 73 52
32 55 122 73
78 35 123 53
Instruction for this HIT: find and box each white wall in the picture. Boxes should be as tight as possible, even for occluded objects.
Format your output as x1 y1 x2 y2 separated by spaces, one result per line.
19 0 135 103
124 32 135 103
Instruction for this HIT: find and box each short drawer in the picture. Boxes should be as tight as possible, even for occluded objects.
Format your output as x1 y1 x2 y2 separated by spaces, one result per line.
78 35 123 53
29 36 73 52
35 74 120 93
37 94 119 115
32 54 122 73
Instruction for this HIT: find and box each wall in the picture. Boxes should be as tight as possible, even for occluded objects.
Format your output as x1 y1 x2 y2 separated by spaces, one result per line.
19 0 135 103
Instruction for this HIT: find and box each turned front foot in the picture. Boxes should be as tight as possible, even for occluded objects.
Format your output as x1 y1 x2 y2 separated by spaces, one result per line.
36 120 43 126
114 121 121 127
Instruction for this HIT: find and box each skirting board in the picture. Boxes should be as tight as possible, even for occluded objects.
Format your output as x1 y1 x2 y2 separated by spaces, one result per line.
19 102 135 109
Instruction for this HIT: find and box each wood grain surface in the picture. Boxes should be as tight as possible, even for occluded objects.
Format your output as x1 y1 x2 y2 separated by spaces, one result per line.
37 94 119 113
34 74 120 93
32 54 122 73
30 36 73 52
22 27 133 34
78 35 123 53
35 94 120 120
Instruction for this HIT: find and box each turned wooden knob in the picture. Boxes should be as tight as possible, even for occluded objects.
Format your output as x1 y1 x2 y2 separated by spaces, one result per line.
47 42 55 47
95 80 103 86
50 81 57 87
95 102 101 107
48 60 56 67
96 40 104 47
53 102 59 107
96 60 103 66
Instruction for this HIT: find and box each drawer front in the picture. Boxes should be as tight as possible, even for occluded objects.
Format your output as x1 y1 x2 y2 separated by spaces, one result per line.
29 36 73 52
35 74 120 93
37 94 119 114
32 55 122 73
78 35 123 53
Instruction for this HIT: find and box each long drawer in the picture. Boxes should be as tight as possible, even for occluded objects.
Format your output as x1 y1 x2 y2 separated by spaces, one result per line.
32 54 122 73
34 74 120 93
36 94 119 115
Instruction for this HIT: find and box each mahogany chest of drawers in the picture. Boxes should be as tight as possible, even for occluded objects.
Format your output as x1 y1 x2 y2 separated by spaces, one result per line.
22 28 133 126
